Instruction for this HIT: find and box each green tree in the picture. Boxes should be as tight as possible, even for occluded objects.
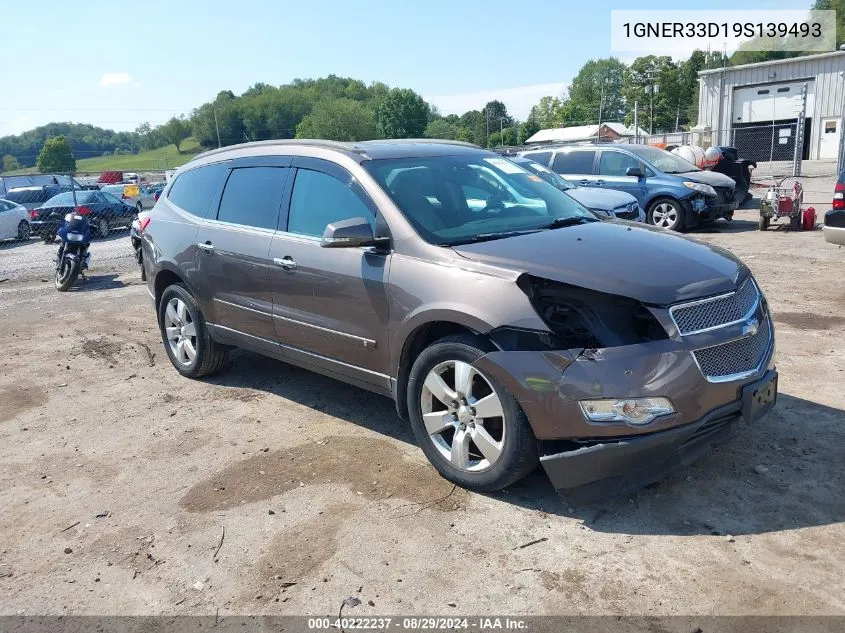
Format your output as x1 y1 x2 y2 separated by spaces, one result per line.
622 56 687 133
424 119 460 140
36 136 75 173
160 117 192 152
526 96 566 130
295 98 378 141
2 154 20 172
377 88 430 138
565 58 627 124
483 100 514 131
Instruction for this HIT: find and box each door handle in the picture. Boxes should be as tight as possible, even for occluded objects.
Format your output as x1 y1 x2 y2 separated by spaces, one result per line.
578 179 592 185
274 256 297 270
197 242 215 254
594 180 605 186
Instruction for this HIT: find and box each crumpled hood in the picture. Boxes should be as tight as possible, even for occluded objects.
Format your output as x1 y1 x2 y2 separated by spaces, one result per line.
566 187 637 211
452 222 748 305
679 169 736 188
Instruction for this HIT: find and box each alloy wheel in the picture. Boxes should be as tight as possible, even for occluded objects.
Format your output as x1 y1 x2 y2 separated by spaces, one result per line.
419 360 506 472
164 297 198 366
651 202 679 229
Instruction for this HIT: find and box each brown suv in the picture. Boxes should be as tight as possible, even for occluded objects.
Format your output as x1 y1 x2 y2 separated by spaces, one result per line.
140 139 777 503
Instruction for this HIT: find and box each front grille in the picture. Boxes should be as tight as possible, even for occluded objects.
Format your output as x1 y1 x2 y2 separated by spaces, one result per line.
692 317 772 380
614 203 640 220
671 277 759 335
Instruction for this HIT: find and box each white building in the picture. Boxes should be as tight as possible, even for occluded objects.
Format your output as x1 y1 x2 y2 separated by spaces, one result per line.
525 122 648 145
697 51 845 161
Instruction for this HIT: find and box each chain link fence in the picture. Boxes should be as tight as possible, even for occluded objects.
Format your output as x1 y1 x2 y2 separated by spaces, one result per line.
0 173 167 283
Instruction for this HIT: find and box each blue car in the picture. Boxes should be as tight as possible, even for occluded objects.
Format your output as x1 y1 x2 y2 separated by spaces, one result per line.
519 144 738 231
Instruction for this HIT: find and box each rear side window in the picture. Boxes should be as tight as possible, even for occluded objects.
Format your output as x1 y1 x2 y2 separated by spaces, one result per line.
167 163 229 218
598 151 640 176
5 189 49 204
287 169 374 237
216 167 289 230
523 151 552 167
553 151 596 174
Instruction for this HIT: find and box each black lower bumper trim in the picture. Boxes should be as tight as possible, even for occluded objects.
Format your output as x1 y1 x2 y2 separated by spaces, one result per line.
540 401 745 505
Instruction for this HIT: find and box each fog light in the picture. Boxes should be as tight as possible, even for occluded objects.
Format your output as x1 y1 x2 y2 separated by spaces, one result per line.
579 398 675 426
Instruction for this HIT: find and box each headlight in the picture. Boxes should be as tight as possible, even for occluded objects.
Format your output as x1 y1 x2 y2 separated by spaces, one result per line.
590 208 612 217
66 232 85 242
683 181 717 197
579 398 675 426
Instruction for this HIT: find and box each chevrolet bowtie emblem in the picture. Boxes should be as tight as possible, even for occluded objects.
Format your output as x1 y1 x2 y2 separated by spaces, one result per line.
741 318 759 338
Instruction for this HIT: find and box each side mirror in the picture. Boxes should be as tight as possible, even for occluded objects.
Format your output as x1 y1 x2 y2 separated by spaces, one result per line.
320 217 376 248
626 166 644 178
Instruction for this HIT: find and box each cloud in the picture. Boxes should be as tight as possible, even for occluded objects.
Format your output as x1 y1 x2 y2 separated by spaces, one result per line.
426 82 568 120
100 72 135 87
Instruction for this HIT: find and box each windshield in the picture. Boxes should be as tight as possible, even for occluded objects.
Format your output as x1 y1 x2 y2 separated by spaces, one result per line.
516 159 571 190
623 145 700 174
363 154 595 246
44 191 96 206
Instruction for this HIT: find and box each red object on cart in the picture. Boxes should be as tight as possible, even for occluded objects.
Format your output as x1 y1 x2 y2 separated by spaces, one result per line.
802 207 816 231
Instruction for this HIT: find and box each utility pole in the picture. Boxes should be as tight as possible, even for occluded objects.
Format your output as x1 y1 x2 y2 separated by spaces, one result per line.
499 118 504 146
675 100 680 133
598 80 605 129
645 67 658 136
793 82 807 177
213 108 221 148
633 101 639 144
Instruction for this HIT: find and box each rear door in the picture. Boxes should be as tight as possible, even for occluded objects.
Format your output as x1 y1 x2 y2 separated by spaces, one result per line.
596 149 647 203
196 157 292 342
552 149 597 186
267 158 391 384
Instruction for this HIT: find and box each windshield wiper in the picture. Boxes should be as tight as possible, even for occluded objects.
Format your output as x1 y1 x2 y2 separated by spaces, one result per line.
441 229 541 246
544 216 600 229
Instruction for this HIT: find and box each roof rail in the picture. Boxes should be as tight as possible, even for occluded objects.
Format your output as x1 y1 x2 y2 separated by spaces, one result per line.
190 138 364 162
358 138 481 148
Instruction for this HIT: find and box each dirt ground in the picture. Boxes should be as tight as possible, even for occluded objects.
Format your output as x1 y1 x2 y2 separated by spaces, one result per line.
0 209 843 617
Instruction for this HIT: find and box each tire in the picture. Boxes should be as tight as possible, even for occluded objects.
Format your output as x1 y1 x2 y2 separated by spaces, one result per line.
17 221 30 241
97 218 110 238
158 283 228 378
647 198 685 231
406 334 538 492
55 256 80 292
759 216 770 231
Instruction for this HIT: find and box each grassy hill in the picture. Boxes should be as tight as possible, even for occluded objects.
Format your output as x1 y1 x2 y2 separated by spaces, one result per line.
4 138 206 176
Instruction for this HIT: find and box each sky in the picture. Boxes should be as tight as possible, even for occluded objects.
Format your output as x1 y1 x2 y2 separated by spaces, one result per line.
0 0 815 137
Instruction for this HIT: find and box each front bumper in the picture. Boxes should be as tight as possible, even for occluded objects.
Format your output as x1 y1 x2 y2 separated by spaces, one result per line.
684 194 737 225
540 369 776 504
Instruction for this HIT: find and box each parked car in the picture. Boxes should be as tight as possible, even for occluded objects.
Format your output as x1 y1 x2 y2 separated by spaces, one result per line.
0 198 31 241
506 155 644 221
98 171 124 184
823 170 845 246
100 184 156 214
520 144 738 231
140 139 777 503
31 190 137 240
4 184 72 212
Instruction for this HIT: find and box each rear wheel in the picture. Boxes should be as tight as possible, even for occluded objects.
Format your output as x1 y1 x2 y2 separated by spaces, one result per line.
55 256 80 291
17 221 30 241
158 283 228 378
648 198 685 231
97 217 110 238
407 334 538 492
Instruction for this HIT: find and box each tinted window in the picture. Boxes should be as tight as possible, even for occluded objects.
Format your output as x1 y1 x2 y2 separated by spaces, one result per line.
43 191 97 206
599 151 641 176
167 163 229 218
102 192 121 204
553 151 596 174
6 189 50 204
216 167 289 230
522 151 552 167
287 169 374 237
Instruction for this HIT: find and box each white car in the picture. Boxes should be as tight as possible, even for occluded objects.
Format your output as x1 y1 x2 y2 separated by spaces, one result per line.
0 198 31 241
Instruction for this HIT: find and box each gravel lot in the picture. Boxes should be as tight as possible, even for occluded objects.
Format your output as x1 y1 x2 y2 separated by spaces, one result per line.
0 209 843 617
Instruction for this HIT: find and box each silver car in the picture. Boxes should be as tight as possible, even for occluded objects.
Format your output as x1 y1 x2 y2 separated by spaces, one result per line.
100 184 156 215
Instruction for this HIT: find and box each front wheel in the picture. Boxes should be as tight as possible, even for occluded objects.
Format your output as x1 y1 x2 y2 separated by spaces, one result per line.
158 283 229 378
55 256 80 291
648 198 685 231
406 334 538 492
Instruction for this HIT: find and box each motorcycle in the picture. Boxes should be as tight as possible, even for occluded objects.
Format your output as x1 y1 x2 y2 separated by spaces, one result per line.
55 213 92 292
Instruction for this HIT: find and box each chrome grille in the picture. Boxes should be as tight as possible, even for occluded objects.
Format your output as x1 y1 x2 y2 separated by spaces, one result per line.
671 277 759 335
692 318 772 381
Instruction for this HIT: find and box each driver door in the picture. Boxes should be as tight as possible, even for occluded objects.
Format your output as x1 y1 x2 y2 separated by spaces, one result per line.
268 158 391 387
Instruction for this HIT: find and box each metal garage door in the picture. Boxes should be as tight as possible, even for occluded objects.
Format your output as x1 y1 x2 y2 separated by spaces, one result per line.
732 81 814 124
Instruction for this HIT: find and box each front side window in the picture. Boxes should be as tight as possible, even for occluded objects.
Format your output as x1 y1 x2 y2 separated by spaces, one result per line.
216 167 289 230
363 153 595 246
167 162 229 218
623 145 700 173
287 169 374 237
599 151 640 177
552 151 596 174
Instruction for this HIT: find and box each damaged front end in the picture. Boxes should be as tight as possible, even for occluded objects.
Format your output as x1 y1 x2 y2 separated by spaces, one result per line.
472 274 776 504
